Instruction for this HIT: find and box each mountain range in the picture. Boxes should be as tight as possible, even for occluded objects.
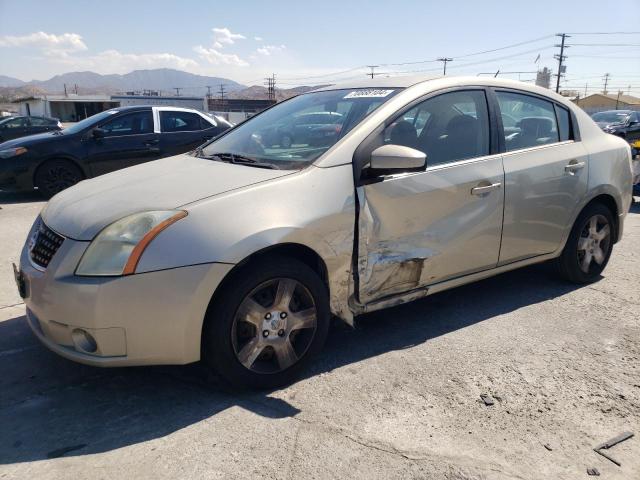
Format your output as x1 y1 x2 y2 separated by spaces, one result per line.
0 69 325 104
0 69 245 96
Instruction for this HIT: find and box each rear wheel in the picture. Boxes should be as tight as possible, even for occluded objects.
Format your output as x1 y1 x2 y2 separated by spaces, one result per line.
34 159 84 198
555 203 614 283
202 256 330 389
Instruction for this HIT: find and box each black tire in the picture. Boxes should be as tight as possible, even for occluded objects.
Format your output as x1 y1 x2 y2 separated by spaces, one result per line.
34 159 84 198
202 256 330 389
555 203 615 283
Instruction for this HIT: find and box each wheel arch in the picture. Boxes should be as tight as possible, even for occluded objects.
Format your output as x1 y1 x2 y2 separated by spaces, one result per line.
32 155 88 186
200 242 331 356
578 193 620 243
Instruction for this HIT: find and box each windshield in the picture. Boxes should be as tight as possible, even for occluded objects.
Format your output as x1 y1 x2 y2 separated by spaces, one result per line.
592 111 630 124
200 88 401 168
62 109 120 134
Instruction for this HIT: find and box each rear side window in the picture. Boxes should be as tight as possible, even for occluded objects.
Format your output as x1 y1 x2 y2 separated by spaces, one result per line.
30 117 48 126
496 91 559 151
555 106 571 142
101 111 153 137
381 90 490 167
161 111 203 132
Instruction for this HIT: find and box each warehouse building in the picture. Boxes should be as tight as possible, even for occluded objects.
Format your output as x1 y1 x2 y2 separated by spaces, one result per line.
13 94 120 122
573 93 640 114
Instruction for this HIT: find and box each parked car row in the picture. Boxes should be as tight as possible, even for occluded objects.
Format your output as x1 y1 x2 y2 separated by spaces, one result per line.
0 115 62 142
0 106 232 197
14 76 633 388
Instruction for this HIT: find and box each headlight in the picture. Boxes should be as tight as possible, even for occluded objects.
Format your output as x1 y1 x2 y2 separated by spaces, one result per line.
76 210 187 276
0 147 28 159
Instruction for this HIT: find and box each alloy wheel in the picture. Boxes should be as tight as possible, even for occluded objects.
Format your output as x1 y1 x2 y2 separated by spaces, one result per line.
231 278 317 374
41 166 79 194
577 214 611 274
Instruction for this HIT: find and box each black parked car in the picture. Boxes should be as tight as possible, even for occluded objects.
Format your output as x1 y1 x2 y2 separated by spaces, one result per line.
0 115 62 142
257 111 343 148
592 110 640 143
0 106 230 197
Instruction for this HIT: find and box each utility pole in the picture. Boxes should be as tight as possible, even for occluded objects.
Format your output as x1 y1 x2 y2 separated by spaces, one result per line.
602 73 610 95
63 83 67 96
206 85 212 100
218 84 226 110
264 74 276 103
616 91 621 109
174 87 182 96
366 65 379 79
74 84 78 94
584 83 588 98
554 33 569 93
437 57 453 75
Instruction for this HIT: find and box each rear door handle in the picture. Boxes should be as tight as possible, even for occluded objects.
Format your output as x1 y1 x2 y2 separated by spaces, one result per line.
471 182 502 196
565 161 585 174
145 139 159 146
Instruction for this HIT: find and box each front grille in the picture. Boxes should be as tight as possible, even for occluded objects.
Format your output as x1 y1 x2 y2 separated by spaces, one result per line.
30 220 64 269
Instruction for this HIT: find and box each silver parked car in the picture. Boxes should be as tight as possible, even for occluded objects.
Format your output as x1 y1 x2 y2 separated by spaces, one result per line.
16 76 633 388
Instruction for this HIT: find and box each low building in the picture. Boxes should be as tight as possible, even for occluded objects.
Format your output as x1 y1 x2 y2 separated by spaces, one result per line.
573 93 640 114
112 95 207 111
12 94 120 122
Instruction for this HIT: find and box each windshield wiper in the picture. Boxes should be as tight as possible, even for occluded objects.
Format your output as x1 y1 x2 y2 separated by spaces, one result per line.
204 152 281 170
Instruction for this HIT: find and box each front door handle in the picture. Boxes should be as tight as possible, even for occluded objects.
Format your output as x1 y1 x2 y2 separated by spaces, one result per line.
471 182 502 196
565 160 585 174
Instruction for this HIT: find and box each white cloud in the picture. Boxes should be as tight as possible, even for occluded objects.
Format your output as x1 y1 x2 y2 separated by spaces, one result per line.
254 36 263 42
194 45 249 67
256 44 286 56
211 27 245 49
0 31 87 56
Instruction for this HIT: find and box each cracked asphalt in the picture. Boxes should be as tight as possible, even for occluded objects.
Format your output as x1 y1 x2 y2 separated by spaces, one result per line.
0 191 639 480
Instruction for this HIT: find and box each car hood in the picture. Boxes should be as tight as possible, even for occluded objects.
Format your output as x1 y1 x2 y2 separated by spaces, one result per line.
596 121 623 130
42 154 295 240
0 131 66 148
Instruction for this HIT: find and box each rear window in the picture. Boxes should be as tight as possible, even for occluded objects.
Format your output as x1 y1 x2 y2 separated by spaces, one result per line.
161 111 203 132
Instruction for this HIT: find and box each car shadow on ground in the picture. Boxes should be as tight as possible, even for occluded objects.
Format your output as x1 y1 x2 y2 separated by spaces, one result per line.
0 262 582 465
0 191 43 205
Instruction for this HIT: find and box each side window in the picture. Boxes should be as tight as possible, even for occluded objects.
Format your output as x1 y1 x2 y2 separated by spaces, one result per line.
556 106 572 142
382 90 490 166
5 118 27 129
30 117 47 126
496 91 559 151
101 111 153 137
200 116 214 130
160 111 203 132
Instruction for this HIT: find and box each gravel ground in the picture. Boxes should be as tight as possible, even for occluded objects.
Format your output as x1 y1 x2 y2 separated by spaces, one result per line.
0 191 639 480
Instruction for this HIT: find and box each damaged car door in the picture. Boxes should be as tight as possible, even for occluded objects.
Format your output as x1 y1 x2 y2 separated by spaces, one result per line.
355 89 504 304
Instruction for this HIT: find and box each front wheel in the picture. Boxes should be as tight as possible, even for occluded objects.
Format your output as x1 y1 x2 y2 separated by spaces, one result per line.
34 159 84 198
555 203 615 283
202 256 330 389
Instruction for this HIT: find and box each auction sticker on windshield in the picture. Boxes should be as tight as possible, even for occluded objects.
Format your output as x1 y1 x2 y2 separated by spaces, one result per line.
343 89 395 99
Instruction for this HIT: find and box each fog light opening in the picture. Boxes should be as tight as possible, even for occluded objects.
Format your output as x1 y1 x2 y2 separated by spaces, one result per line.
71 329 98 353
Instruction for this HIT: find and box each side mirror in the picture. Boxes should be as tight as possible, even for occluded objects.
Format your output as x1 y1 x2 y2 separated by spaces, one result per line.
370 144 426 172
92 127 106 139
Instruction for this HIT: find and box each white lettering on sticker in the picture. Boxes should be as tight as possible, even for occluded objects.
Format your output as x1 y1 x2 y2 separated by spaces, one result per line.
344 89 395 99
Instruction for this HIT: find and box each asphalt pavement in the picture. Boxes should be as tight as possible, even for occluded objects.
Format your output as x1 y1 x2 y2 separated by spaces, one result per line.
1 191 639 479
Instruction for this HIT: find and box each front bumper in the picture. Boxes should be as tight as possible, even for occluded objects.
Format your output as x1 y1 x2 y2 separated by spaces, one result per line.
19 229 233 367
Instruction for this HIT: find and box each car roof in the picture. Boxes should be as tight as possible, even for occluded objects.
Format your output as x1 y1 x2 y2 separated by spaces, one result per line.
311 75 571 101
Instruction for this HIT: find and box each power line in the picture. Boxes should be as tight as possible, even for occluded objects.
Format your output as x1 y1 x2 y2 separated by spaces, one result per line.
565 31 640 35
569 43 640 47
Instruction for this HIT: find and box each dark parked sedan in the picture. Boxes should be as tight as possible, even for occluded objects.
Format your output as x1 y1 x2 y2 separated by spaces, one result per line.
0 106 230 197
592 110 640 143
0 115 62 142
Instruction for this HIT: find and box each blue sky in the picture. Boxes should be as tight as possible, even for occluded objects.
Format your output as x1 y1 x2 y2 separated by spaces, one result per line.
1 0 639 94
